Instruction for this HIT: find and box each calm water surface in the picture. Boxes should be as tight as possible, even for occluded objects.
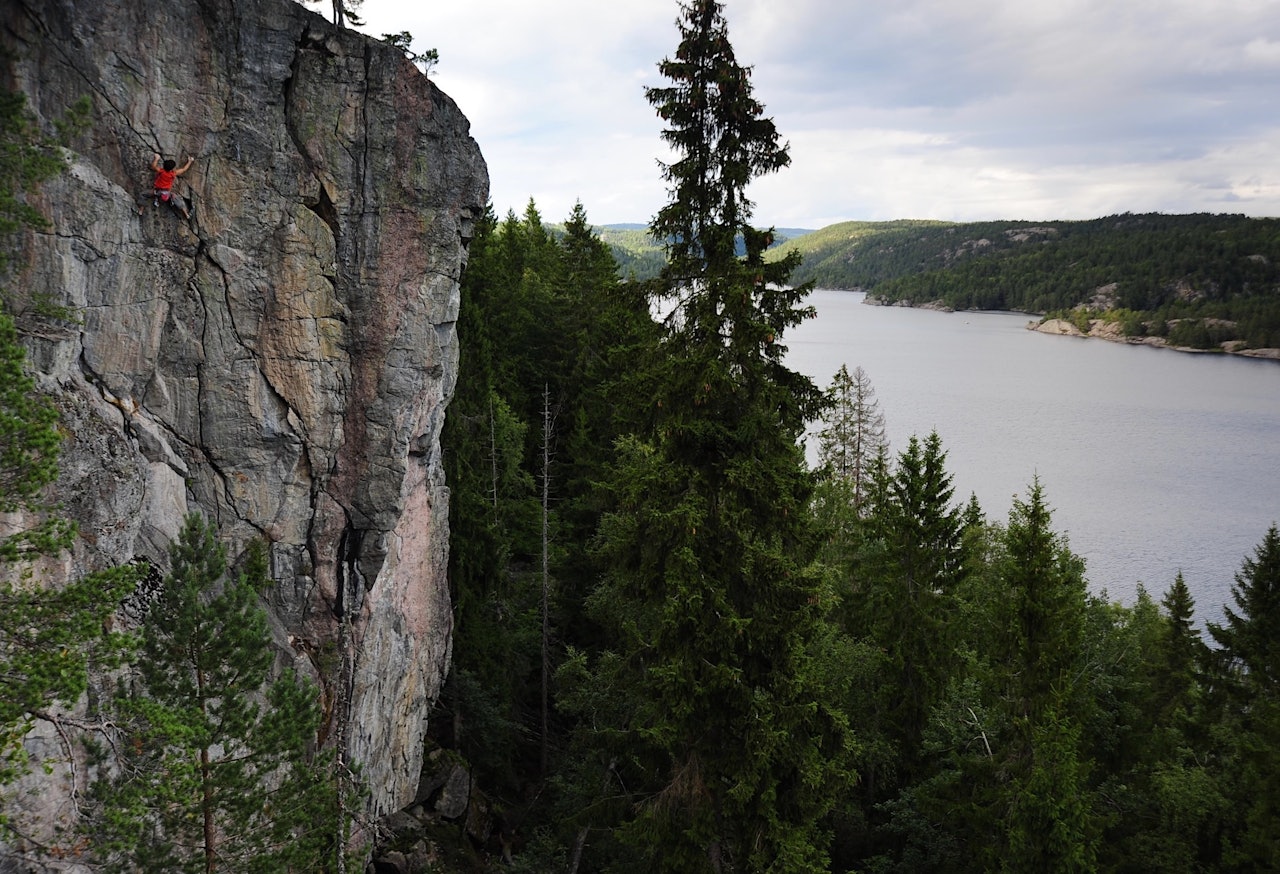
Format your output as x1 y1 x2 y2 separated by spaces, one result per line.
786 289 1280 624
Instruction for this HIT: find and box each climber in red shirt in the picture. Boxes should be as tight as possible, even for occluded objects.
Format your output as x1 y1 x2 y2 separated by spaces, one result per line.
138 153 194 220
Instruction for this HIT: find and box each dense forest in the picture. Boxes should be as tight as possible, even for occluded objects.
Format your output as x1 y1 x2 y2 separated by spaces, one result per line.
770 214 1280 350
436 197 1280 872
4 0 1280 871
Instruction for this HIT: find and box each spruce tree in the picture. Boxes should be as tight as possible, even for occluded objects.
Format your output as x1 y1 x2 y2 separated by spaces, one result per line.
438 203 545 795
569 2 855 870
1155 572 1207 724
555 202 659 632
89 515 336 873
1206 524 1280 869
994 481 1097 872
1098 578 1219 872
1209 524 1280 688
888 483 1096 873
856 432 966 776
439 198 653 811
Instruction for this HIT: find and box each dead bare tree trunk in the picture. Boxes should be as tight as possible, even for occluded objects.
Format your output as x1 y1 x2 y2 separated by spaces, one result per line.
540 384 555 779
488 394 500 515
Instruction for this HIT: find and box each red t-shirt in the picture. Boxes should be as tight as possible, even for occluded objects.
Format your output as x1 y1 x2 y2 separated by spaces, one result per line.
153 168 177 191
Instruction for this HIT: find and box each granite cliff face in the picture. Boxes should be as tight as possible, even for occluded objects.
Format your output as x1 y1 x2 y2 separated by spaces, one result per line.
2 0 485 830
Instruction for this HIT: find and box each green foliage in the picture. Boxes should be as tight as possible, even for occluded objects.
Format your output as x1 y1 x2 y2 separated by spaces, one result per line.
990 483 1098 869
996 482 1091 717
0 313 72 561
380 31 438 74
864 480 1102 872
1209 524 1280 691
0 565 139 790
88 515 339 873
764 219 954 290
0 91 143 809
1156 574 1208 724
441 198 1280 874
1204 525 1280 869
0 88 72 553
586 225 667 281
0 91 66 282
578 428 856 869
776 213 1280 350
853 433 967 770
1003 703 1096 873
438 196 659 806
647 0 792 281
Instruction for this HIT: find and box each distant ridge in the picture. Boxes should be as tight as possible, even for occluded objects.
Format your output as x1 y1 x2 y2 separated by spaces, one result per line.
587 223 816 280
768 213 1280 353
596 223 816 239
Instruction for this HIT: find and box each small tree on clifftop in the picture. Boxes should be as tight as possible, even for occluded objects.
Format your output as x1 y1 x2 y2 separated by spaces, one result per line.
305 0 362 28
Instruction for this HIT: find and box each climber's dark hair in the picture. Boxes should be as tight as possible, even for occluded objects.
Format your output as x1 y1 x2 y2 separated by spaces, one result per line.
163 159 176 171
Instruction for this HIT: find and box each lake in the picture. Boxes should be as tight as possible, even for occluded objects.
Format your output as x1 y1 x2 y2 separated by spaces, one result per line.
784 289 1280 625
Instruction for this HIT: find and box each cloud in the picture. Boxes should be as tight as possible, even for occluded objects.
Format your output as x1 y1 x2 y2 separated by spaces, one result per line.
349 0 1280 226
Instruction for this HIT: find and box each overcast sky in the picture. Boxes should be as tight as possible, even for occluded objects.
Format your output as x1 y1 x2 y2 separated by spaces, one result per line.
346 0 1280 230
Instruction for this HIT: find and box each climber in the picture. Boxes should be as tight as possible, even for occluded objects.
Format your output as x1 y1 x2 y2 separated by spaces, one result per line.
138 152 194 220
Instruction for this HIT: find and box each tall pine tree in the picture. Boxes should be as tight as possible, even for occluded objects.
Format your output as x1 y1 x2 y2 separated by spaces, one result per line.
568 2 855 870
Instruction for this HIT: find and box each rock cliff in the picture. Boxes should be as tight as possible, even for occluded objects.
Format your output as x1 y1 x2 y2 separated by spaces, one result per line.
1 0 486 837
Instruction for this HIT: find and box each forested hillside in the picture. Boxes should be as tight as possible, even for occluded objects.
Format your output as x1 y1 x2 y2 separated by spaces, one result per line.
777 213 1280 350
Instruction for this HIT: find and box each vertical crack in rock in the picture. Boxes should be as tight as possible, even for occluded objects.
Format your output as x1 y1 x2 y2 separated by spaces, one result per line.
336 520 366 617
308 184 341 248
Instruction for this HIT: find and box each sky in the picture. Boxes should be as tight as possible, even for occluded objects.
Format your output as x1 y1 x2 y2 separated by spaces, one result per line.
345 0 1280 230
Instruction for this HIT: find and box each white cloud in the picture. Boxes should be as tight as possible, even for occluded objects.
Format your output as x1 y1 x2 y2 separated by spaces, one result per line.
345 0 1280 226
1244 37 1280 68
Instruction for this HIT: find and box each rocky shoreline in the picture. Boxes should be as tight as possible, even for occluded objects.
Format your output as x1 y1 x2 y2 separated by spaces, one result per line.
1031 318 1280 361
861 294 1280 361
862 293 957 312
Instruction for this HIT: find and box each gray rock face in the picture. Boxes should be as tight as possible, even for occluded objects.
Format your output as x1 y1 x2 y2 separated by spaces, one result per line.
2 0 486 830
